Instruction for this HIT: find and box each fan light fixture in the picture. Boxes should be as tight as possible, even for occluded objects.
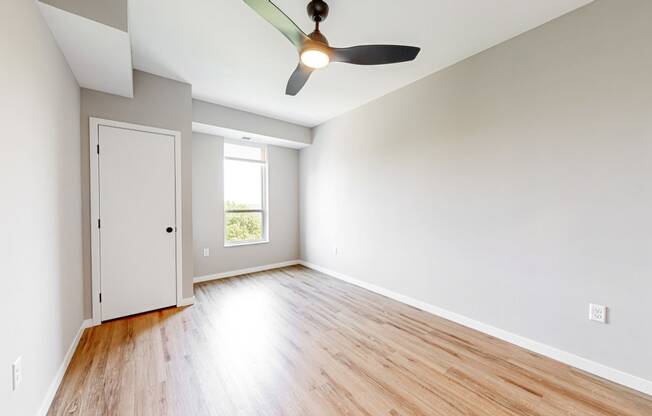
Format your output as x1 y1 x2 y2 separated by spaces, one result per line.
300 49 330 69
243 0 420 95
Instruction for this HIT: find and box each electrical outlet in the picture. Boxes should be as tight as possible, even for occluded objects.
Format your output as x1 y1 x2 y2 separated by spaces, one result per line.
203 248 210 257
12 356 22 390
333 246 339 255
589 303 607 323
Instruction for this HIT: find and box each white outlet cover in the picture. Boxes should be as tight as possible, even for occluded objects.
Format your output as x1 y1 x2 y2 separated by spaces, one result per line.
589 303 607 323
12 356 22 390
203 248 209 257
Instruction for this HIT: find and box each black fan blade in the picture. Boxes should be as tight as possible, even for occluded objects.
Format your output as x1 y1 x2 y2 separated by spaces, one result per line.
243 0 308 49
332 45 420 65
286 64 313 96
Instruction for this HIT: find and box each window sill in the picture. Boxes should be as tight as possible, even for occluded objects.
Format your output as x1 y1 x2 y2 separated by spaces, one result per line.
224 240 269 248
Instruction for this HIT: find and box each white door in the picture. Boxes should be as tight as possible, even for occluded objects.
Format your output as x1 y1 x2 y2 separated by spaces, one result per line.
98 125 177 321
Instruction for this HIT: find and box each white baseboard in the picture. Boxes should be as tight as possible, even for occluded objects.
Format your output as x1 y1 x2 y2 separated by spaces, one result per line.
37 318 93 416
193 260 301 284
299 261 652 397
178 296 195 307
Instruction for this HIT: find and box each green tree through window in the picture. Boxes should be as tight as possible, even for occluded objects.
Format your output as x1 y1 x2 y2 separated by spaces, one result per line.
225 201 262 242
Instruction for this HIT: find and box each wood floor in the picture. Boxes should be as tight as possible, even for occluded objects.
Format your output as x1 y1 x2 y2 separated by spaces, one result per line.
49 266 652 415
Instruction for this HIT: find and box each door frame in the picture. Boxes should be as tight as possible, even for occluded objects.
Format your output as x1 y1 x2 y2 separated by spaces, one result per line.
89 117 183 326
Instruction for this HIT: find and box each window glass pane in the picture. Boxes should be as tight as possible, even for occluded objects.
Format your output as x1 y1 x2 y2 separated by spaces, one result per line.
224 143 263 161
224 159 262 210
225 212 263 242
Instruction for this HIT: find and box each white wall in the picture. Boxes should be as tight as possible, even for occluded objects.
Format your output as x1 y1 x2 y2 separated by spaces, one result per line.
0 0 83 414
193 133 299 278
300 0 652 383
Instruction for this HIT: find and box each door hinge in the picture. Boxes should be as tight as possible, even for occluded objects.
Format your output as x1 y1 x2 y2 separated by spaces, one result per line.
98 218 101 228
99 293 102 303
96 144 100 154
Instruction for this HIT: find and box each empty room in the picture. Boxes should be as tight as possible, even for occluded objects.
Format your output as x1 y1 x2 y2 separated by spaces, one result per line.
2 0 652 415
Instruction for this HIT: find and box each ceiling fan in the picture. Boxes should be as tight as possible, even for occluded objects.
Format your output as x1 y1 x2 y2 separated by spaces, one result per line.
243 0 421 95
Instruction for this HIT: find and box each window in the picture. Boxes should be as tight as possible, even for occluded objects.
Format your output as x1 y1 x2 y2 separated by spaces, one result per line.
224 142 268 246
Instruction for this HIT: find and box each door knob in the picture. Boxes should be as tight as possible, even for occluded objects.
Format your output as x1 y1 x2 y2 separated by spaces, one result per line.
166 227 174 233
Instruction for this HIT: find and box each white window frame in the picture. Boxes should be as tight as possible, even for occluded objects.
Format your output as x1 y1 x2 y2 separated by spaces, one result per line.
223 140 269 247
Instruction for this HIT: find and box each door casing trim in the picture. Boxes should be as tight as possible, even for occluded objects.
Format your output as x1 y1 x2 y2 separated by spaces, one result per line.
89 117 183 326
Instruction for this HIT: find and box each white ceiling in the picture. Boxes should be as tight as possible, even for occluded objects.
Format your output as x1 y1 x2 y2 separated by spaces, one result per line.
129 0 592 127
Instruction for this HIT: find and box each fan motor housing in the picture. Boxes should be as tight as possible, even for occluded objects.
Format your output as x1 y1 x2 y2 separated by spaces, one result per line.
308 30 329 45
307 0 329 22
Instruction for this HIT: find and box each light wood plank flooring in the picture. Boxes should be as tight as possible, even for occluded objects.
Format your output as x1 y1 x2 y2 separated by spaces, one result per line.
48 266 652 415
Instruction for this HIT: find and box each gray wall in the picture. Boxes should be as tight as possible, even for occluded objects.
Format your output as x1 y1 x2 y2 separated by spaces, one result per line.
39 0 128 32
0 0 83 414
193 99 312 146
81 70 194 315
300 0 652 381
193 133 299 277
